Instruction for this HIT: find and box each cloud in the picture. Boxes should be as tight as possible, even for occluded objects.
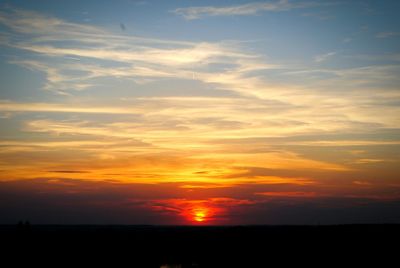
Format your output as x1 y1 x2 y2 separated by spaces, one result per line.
0 7 276 96
1 178 399 224
49 170 89 174
0 6 399 205
172 0 316 20
376 31 400 38
342 37 352 43
255 191 319 198
0 8 105 35
314 51 336 63
0 100 142 114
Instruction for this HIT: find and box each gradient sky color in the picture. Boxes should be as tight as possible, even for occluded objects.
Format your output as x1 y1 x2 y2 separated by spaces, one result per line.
1 0 400 225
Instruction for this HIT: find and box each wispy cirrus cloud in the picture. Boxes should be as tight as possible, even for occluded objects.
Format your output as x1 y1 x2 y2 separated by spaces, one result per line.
0 100 143 114
172 0 317 20
0 7 276 96
313 51 336 63
376 31 400 38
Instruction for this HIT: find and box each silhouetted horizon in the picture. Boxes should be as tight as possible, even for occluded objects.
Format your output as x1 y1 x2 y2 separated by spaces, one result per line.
2 223 399 267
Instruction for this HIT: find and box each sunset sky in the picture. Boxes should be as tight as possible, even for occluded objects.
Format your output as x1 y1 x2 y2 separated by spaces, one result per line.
1 0 400 225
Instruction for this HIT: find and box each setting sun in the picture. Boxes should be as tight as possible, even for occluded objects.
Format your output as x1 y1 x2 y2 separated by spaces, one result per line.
193 208 208 222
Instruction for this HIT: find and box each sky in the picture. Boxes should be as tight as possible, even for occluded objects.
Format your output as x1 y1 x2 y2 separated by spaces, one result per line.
0 0 400 225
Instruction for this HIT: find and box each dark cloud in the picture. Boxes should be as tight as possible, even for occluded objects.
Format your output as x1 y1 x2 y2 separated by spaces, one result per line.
48 170 89 173
1 178 399 225
233 197 400 225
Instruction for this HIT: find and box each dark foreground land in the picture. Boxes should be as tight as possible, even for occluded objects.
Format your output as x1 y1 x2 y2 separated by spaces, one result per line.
1 224 399 267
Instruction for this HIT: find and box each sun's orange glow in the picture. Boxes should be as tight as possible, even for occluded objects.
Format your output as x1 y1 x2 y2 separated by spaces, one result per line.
150 198 240 224
193 207 208 222
182 205 213 224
